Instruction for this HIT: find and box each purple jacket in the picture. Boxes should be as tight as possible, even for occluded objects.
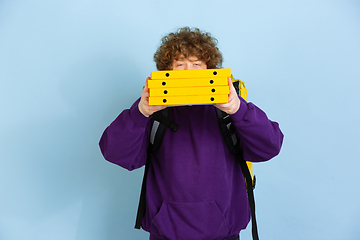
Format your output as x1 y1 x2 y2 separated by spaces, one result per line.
99 96 283 240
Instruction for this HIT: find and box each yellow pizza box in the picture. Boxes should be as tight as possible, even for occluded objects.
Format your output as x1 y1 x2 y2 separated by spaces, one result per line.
151 68 231 80
148 77 228 88
149 86 229 97
149 94 229 105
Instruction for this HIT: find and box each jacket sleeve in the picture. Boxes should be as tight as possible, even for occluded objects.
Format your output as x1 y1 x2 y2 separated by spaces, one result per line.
231 96 284 162
99 98 151 171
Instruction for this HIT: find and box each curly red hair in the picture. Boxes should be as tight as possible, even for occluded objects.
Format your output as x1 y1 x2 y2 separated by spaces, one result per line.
154 27 223 70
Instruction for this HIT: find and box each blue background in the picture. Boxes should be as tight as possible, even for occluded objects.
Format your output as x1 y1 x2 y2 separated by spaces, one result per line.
1 0 359 239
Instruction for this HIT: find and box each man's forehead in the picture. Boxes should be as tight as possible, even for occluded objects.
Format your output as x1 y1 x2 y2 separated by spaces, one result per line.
175 55 201 61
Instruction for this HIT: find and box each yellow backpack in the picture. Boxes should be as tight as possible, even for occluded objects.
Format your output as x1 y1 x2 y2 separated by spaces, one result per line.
231 74 255 187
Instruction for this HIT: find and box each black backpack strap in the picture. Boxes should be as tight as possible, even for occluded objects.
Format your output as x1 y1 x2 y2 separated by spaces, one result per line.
238 152 259 240
215 107 259 240
134 151 151 229
150 108 179 150
215 108 239 155
134 108 178 229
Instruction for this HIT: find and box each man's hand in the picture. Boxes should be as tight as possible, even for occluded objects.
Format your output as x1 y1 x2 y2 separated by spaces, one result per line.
138 77 167 117
214 77 240 115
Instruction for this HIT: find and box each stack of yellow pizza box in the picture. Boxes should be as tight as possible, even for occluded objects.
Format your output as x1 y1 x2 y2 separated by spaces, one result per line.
148 68 231 106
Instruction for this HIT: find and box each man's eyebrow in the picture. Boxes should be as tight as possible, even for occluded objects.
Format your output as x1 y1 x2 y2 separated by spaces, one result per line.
189 58 201 62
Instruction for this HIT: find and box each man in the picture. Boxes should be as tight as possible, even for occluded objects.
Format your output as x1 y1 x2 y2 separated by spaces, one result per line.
99 27 284 240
